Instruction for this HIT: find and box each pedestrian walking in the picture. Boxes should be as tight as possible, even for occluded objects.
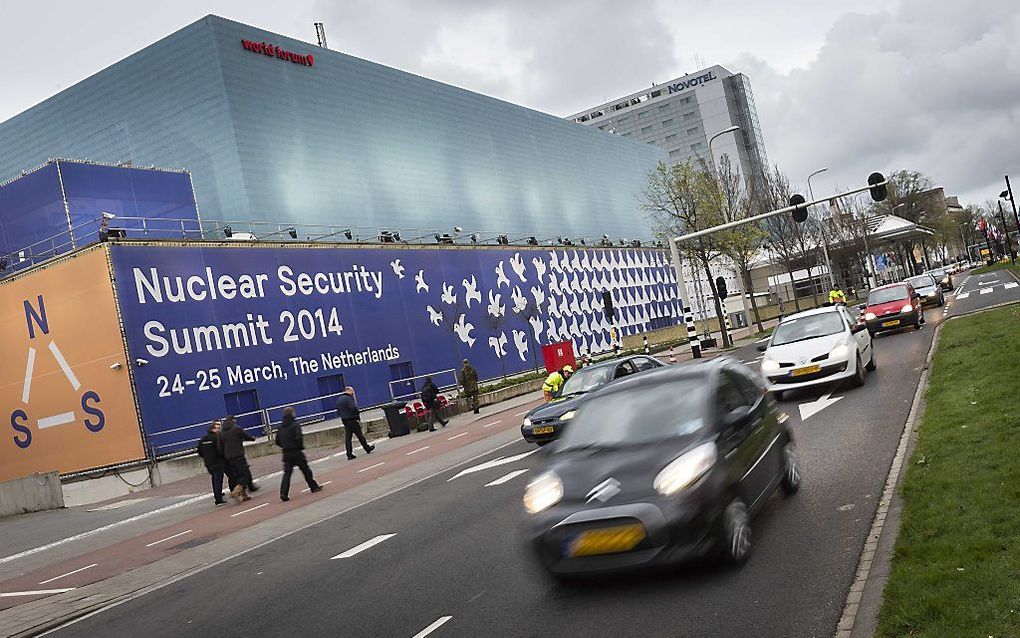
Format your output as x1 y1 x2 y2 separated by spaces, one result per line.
275 407 322 501
218 415 259 503
197 420 230 506
336 386 375 460
420 376 448 431
459 359 480 414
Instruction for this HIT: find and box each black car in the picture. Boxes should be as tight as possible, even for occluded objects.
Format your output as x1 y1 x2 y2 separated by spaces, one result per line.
523 358 799 577
521 355 664 445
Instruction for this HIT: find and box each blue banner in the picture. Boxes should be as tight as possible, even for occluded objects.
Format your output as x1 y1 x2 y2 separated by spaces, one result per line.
109 243 681 454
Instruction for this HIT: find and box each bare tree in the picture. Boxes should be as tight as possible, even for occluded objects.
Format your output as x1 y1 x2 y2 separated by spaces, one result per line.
753 167 806 311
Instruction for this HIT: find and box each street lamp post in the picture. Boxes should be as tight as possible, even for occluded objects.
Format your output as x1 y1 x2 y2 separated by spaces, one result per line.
707 126 741 174
997 200 1016 264
806 167 837 290
1000 177 1020 248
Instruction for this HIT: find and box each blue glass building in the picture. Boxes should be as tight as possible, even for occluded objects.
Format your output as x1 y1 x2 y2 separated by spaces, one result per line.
0 15 663 241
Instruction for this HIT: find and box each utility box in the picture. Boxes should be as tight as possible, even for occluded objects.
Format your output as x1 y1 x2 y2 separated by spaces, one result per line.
541 341 577 373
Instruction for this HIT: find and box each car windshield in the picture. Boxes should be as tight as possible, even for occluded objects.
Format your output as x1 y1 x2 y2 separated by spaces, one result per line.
559 366 613 396
771 313 845 346
906 276 935 290
557 379 705 451
868 286 910 305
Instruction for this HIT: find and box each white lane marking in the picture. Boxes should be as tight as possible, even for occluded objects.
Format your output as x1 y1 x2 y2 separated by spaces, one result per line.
38 563 98 585
330 533 396 559
514 410 531 416
230 503 268 517
38 412 75 429
406 446 430 456
485 469 529 486
358 462 385 473
22 347 36 404
413 616 453 638
49 341 81 390
956 292 970 300
448 432 468 440
302 480 332 493
0 588 76 598
981 288 992 294
448 449 538 481
145 530 193 548
1006 282 1018 290
798 390 843 420
482 420 502 428
87 498 152 512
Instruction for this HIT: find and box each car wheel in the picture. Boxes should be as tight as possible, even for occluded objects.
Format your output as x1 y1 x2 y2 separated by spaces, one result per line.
719 498 752 565
780 442 801 495
852 354 866 387
866 349 876 371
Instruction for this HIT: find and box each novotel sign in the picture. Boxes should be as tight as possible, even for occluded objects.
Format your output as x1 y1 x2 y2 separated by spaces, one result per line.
666 70 717 94
241 39 314 67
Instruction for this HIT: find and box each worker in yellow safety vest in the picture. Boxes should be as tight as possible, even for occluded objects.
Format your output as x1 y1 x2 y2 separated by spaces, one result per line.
542 365 574 401
828 288 847 305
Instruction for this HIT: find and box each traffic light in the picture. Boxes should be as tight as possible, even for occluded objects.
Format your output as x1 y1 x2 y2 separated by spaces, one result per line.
715 276 728 300
601 290 615 320
789 194 808 223
868 172 888 202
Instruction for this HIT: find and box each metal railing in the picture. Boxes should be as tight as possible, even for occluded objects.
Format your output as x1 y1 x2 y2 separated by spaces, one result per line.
387 369 460 402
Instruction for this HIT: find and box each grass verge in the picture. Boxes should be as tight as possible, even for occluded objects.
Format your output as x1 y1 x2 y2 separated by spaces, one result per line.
876 304 1020 637
971 260 1019 276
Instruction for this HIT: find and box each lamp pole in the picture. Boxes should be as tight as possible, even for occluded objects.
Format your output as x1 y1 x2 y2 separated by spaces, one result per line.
1001 176 1020 246
997 200 1016 264
707 125 741 174
807 167 837 290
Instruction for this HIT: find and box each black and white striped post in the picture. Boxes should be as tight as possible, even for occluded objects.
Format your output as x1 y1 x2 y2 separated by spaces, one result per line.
668 236 702 359
684 305 701 359
642 335 649 354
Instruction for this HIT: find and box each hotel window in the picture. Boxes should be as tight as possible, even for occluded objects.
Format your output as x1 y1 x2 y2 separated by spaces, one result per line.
683 111 695 121
662 118 674 126
691 142 704 151
669 149 683 158
665 134 677 142
641 125 653 134
687 126 699 135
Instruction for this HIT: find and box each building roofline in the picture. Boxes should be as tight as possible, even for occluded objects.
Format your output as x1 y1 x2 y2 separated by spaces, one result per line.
565 65 735 120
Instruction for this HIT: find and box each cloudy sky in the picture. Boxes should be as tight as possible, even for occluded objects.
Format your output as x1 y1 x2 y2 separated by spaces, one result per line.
2 0 1017 206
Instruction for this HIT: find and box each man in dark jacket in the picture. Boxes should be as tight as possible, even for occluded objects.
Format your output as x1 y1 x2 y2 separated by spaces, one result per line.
218 415 258 502
420 376 448 431
197 420 229 505
336 386 375 460
275 407 321 501
460 359 480 414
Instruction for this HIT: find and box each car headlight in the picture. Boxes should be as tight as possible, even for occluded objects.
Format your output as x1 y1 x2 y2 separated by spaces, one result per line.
942 277 949 284
523 416 532 427
761 358 780 373
828 343 850 360
523 471 563 514
864 312 877 321
559 410 576 421
653 442 717 496
901 304 913 313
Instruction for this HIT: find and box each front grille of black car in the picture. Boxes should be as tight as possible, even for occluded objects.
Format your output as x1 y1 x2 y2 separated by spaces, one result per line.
769 361 848 384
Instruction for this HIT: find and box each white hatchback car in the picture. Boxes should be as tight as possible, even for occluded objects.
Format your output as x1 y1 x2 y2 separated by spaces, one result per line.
759 305 875 400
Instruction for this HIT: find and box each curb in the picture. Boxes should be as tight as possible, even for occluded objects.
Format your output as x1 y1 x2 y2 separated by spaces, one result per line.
837 299 1020 637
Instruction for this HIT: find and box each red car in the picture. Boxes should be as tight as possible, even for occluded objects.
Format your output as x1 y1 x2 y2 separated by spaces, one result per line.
860 282 925 336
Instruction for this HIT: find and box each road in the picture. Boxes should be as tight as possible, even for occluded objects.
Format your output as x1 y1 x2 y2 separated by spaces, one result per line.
24 295 968 638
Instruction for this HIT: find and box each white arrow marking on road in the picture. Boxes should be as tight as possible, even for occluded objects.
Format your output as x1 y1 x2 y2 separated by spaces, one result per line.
1006 282 1018 290
485 469 529 486
956 292 970 300
447 449 538 481
798 390 843 420
413 616 453 638
38 563 98 585
981 288 992 295
331 533 396 559
0 588 76 597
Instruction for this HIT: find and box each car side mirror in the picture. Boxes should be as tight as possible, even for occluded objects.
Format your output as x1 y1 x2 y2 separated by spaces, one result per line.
756 342 767 352
850 323 866 334
722 405 752 432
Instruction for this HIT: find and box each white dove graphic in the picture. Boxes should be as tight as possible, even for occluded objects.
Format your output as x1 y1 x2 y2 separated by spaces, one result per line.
441 283 457 305
510 253 527 282
426 305 443 326
495 261 511 288
390 259 406 279
529 315 544 342
511 286 527 314
488 332 508 358
530 286 546 307
453 314 475 347
512 330 529 362
462 276 481 307
487 290 505 317
415 270 429 294
532 257 547 282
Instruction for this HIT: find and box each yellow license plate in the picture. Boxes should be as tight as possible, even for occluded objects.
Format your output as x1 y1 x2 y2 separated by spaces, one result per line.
532 426 555 435
568 523 646 557
881 320 900 327
791 364 821 377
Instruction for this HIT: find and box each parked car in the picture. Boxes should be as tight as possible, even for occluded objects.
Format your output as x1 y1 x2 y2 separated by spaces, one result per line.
860 282 925 336
758 305 874 401
905 274 944 307
520 355 663 445
924 267 954 291
523 358 799 577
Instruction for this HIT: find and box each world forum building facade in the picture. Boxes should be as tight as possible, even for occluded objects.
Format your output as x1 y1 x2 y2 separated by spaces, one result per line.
0 15 663 242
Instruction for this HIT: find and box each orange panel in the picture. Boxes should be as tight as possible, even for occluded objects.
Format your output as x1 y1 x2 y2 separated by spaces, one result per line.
0 246 145 481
